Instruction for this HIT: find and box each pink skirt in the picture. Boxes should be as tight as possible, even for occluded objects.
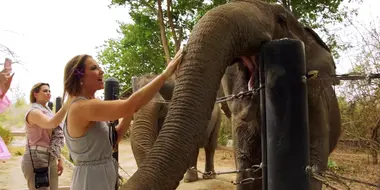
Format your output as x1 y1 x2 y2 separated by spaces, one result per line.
0 136 11 161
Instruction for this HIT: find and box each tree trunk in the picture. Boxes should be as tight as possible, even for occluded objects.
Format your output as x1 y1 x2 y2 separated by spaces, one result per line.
157 0 171 63
370 118 380 164
166 0 181 52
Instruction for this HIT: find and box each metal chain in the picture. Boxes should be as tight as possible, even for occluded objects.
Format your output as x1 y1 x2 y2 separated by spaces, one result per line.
189 164 262 185
150 86 264 105
215 86 263 104
147 72 380 105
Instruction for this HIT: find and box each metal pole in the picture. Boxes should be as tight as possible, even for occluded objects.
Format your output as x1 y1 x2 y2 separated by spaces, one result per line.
55 97 62 112
104 77 120 162
263 39 310 190
47 101 53 110
259 51 268 190
131 76 137 93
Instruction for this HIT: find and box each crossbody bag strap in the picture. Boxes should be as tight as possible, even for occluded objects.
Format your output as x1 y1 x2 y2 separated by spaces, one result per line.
27 138 51 170
27 139 36 169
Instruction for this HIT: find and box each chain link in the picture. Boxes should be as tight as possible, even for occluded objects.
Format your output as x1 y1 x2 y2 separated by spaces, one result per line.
150 86 264 105
189 164 262 185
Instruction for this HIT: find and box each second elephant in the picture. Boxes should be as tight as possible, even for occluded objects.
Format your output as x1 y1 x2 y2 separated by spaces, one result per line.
129 74 222 182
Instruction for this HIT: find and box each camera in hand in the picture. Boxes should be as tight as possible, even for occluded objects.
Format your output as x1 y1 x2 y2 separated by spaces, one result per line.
34 167 50 188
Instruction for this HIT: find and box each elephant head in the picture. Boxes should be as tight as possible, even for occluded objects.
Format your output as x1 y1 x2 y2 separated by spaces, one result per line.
128 74 173 167
128 74 223 183
122 1 341 189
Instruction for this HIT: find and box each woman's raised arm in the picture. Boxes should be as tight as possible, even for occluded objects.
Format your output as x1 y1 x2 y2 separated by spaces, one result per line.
71 48 183 122
26 98 72 129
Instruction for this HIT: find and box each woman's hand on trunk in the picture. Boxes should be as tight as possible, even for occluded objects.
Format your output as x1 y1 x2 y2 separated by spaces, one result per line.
115 116 132 144
162 48 184 78
123 50 184 118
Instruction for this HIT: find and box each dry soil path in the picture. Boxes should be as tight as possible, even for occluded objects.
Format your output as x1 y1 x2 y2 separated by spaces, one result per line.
0 139 238 190
1 138 378 190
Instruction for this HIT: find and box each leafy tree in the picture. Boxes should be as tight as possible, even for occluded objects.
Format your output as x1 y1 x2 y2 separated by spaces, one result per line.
97 17 167 90
97 0 359 92
266 0 361 58
336 16 380 164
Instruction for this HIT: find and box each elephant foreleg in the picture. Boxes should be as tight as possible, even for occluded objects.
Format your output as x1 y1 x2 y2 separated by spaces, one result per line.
203 117 220 179
184 148 200 183
233 118 262 190
308 89 330 190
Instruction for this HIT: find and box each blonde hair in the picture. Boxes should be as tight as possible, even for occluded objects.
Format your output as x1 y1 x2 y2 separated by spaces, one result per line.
62 54 91 101
29 82 50 103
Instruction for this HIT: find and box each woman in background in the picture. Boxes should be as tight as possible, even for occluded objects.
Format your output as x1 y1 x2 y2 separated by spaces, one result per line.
21 82 71 190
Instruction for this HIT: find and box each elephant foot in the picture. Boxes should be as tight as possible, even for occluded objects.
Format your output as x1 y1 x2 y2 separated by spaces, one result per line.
202 170 216 180
184 168 199 183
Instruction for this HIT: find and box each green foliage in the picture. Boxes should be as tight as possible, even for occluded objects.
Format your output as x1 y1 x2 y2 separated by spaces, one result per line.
336 18 380 142
218 114 232 146
0 102 30 130
98 0 228 90
327 158 344 172
61 145 75 164
266 0 361 58
8 146 24 156
14 98 26 108
0 125 13 145
97 19 166 91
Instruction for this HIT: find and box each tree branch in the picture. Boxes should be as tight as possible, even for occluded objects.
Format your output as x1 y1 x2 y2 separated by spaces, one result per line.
166 0 180 52
140 0 157 14
157 0 171 63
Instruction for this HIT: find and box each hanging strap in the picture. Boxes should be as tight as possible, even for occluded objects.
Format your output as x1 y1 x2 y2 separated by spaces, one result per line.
27 138 50 170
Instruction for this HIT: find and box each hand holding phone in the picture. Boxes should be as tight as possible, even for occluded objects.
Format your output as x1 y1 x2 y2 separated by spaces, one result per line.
4 58 12 73
0 58 14 98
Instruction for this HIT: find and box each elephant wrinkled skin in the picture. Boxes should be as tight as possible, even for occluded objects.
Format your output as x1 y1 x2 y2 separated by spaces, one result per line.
121 0 341 189
129 74 222 183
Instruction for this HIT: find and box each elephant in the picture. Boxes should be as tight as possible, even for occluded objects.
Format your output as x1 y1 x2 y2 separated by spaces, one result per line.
121 0 341 190
128 73 223 183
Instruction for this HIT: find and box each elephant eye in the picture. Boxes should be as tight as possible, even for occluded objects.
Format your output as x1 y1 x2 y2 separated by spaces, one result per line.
276 13 287 25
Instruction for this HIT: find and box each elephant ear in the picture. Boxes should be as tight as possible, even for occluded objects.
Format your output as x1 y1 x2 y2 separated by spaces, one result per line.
304 27 332 54
159 81 175 101
272 4 306 41
303 27 339 85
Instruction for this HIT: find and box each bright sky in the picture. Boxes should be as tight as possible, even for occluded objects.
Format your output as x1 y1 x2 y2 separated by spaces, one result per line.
0 0 132 103
0 0 379 104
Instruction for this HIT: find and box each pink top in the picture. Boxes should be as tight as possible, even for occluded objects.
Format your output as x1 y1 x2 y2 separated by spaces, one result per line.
0 89 11 114
25 105 52 148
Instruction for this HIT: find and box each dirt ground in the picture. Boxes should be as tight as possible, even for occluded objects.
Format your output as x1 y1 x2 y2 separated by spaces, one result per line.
0 138 378 190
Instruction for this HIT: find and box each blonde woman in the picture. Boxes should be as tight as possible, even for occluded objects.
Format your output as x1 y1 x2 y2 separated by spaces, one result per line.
22 82 71 190
63 49 183 190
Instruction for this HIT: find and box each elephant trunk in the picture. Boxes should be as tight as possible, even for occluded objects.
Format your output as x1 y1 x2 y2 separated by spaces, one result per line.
130 102 159 167
123 1 273 189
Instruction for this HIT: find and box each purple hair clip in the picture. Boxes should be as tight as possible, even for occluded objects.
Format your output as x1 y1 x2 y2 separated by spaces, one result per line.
74 69 84 77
